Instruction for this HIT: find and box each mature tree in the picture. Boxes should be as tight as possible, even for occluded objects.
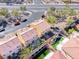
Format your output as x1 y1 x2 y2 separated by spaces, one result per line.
69 8 77 16
62 5 77 16
62 0 71 4
20 47 31 59
47 7 56 16
47 16 57 25
66 17 74 25
11 9 20 16
47 5 77 18
68 28 76 34
0 8 9 16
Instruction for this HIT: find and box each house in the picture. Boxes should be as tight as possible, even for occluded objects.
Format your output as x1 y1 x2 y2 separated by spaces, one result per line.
29 20 51 37
49 51 67 59
62 38 79 59
0 19 51 59
16 27 38 46
0 33 21 59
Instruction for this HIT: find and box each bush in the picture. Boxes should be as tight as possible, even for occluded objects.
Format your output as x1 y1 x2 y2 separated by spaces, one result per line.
68 28 76 34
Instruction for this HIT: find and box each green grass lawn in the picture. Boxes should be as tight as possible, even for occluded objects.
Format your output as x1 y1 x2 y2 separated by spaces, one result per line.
52 37 64 48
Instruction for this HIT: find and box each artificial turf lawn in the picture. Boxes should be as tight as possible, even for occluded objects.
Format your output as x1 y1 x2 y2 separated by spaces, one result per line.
52 37 64 48
37 37 64 59
37 50 49 59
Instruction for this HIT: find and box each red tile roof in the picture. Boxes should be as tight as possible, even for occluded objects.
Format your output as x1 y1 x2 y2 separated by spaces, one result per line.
49 51 67 59
31 20 50 32
22 28 37 41
37 20 50 32
63 39 79 59
0 35 21 56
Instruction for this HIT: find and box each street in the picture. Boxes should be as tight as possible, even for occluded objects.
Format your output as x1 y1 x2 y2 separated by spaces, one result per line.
1 0 79 34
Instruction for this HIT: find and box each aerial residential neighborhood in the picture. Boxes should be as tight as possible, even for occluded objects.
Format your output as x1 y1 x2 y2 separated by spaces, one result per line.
0 0 79 59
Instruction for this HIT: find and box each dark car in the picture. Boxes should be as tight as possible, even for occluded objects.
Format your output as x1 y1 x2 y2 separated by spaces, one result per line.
0 28 5 32
21 19 27 22
0 20 7 32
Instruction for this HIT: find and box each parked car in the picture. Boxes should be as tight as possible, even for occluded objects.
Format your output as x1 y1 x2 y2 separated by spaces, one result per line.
0 27 5 32
21 19 27 22
0 20 7 28
0 20 7 32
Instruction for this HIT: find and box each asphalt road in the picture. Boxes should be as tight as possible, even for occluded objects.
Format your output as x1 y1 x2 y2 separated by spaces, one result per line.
1 0 79 34
1 11 44 34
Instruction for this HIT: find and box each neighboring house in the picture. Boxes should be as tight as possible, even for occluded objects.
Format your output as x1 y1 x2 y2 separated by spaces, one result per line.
49 51 67 59
0 33 21 59
62 39 79 59
30 20 51 37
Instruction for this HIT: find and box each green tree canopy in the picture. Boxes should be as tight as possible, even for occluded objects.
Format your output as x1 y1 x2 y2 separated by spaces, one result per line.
47 5 77 18
62 0 71 4
68 28 76 34
47 7 56 16
20 47 31 59
62 5 77 16
0 8 9 16
11 9 20 16
66 17 74 25
47 16 57 25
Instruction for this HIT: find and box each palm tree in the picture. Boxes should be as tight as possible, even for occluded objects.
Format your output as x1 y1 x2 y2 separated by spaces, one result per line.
47 16 57 25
